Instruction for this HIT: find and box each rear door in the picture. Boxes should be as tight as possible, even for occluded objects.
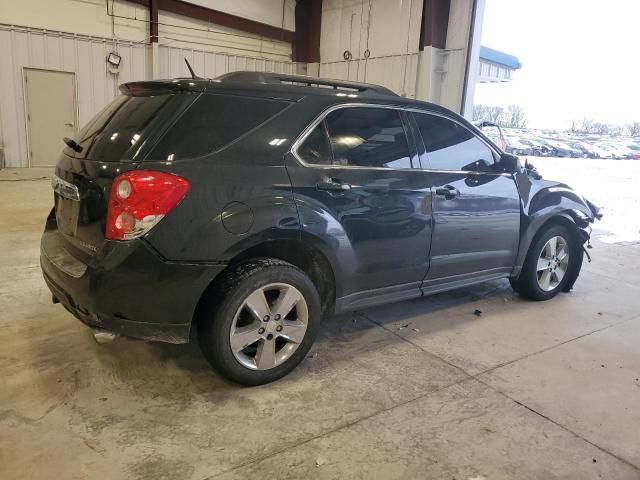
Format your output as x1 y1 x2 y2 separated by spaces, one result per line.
410 111 520 284
287 105 432 305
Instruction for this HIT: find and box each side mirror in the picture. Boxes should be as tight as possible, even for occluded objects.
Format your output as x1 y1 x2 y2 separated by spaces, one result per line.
499 153 521 173
473 120 506 150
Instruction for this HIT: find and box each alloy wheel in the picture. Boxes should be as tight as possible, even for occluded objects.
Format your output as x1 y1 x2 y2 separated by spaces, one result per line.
536 235 570 291
229 283 309 370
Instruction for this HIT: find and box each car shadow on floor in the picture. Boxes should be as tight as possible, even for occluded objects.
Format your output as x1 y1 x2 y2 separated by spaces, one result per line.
22 278 529 411
120 279 521 388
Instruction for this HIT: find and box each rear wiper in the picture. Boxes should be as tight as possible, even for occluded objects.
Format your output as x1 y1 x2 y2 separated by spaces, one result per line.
63 137 83 153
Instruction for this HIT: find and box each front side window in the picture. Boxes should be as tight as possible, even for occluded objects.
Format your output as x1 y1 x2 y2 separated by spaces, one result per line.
323 107 412 168
412 113 495 171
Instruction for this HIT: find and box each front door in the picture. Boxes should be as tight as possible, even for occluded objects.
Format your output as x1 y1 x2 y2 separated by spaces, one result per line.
287 105 432 306
24 69 77 167
410 111 520 284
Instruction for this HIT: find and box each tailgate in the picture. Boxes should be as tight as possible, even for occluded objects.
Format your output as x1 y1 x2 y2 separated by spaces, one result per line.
53 155 137 257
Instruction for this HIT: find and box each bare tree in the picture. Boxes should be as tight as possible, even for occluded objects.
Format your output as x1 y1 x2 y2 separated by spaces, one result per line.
487 106 505 123
608 124 624 137
502 105 527 128
580 118 594 133
472 104 487 122
591 122 611 135
569 119 581 133
472 104 505 123
626 122 640 137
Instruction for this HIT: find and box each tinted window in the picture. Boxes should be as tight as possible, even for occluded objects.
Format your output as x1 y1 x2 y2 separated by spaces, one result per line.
325 107 411 168
297 123 332 164
66 93 175 161
150 94 289 160
413 113 495 171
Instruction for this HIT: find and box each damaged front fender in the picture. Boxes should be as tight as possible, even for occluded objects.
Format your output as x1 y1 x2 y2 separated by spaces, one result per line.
512 170 602 280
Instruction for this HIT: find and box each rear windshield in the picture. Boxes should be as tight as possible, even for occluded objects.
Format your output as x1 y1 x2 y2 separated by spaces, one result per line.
65 93 181 161
147 94 290 161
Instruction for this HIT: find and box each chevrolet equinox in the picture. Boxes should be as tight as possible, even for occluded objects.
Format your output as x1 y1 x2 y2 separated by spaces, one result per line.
41 71 602 385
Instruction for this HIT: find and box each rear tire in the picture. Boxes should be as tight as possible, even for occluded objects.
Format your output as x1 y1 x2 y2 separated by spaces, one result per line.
198 258 321 386
510 225 580 301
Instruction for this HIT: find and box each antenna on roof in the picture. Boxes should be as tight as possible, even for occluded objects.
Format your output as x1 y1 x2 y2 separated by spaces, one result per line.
184 58 202 80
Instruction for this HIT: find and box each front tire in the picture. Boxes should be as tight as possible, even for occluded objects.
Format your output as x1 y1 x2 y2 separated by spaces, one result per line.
198 259 321 385
510 225 580 301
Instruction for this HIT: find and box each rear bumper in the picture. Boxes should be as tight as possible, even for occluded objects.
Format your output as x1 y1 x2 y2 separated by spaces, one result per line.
40 229 226 343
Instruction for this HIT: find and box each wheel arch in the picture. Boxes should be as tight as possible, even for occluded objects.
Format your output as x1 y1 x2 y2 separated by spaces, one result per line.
512 210 588 279
193 237 338 329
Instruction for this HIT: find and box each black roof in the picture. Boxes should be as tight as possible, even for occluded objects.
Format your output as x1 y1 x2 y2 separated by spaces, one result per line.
118 72 500 152
215 71 398 97
121 71 400 100
119 71 466 125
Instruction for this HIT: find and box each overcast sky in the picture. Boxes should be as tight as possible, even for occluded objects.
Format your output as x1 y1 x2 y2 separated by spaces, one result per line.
474 0 640 129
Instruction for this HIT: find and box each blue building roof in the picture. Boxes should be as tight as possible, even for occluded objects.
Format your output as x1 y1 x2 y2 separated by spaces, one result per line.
479 46 522 70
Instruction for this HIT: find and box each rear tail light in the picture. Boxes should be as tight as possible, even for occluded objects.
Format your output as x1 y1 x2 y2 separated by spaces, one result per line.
106 170 190 241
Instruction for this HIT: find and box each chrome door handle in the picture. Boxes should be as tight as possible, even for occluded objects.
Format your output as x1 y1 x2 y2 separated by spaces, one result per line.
317 179 352 192
435 186 459 199
64 122 75 127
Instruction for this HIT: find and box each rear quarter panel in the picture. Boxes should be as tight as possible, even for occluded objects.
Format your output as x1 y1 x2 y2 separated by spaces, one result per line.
142 97 322 263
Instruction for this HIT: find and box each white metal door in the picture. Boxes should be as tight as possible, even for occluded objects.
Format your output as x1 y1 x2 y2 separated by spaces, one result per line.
24 69 77 167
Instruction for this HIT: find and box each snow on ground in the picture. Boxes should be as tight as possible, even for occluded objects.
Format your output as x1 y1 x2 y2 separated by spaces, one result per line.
527 157 640 244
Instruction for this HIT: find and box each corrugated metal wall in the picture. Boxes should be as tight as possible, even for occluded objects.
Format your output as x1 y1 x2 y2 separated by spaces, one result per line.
0 25 302 168
157 45 301 79
319 54 419 99
318 0 422 99
0 24 148 168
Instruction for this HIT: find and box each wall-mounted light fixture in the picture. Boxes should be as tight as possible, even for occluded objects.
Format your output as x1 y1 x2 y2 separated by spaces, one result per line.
107 52 122 74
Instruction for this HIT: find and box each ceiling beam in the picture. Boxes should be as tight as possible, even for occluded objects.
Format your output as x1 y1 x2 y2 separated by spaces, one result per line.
150 0 158 42
293 0 322 63
420 0 451 50
129 0 295 44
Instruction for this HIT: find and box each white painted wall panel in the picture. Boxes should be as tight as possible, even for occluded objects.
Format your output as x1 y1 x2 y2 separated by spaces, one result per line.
185 0 295 31
366 0 422 57
0 24 300 167
0 0 294 43
157 45 299 80
318 0 422 98
0 0 293 63
0 25 147 167
0 0 148 42
157 11 292 61
319 54 418 98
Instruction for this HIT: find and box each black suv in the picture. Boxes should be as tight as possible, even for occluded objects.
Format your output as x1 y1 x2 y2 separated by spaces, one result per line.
41 72 601 385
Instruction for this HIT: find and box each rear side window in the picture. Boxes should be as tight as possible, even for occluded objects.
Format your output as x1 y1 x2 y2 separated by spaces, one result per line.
324 107 412 168
66 94 175 161
149 94 289 160
412 113 495 171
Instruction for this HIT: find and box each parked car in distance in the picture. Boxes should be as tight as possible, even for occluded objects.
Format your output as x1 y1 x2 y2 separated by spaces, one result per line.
568 141 600 158
624 143 640 159
519 138 553 156
41 71 602 385
598 144 626 159
504 137 533 156
539 139 583 158
605 143 633 159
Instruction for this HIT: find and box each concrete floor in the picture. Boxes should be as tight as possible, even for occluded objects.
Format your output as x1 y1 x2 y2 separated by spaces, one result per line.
1 167 639 480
